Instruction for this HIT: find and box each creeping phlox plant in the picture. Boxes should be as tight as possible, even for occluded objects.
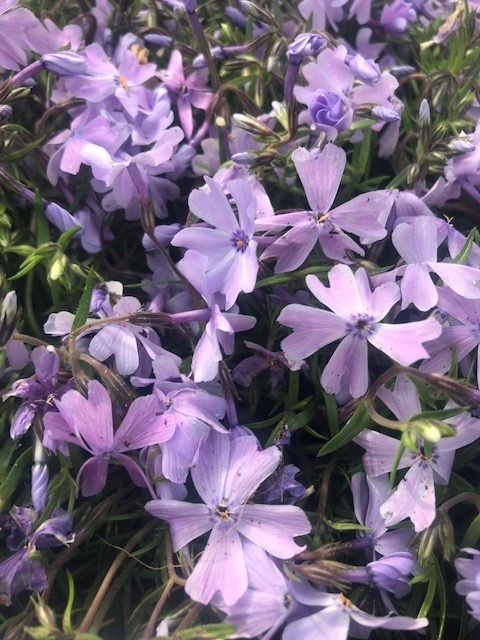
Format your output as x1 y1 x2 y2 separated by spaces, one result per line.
3 0 480 638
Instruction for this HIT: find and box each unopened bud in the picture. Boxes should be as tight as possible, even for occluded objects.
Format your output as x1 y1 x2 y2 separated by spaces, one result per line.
371 105 401 122
143 34 173 48
0 104 12 122
448 138 475 154
0 290 18 346
286 33 326 65
418 98 430 125
42 52 87 77
233 113 277 137
348 54 381 84
48 252 68 281
406 418 456 444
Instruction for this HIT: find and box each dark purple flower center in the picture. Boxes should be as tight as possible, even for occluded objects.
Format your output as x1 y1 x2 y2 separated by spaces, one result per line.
346 314 377 338
230 229 250 253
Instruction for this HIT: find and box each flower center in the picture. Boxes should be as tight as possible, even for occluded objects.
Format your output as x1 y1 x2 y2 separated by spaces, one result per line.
230 229 250 253
346 313 377 338
339 592 352 608
118 75 129 90
215 503 232 521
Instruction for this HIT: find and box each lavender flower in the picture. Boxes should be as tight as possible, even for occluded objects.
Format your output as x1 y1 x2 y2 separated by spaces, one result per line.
456 548 480 621
172 177 260 309
286 33 327 65
355 376 480 531
3 346 68 439
158 49 213 140
380 0 417 33
145 429 311 605
0 507 73 606
257 145 390 272
282 590 428 640
43 381 175 496
278 265 441 397
391 216 480 310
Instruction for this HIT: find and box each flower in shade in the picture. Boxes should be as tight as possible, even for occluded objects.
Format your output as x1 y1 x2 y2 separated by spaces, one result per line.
380 0 416 33
145 429 311 605
257 145 390 272
0 506 73 606
3 346 71 439
278 265 441 397
351 472 412 560
455 548 480 622
43 380 175 496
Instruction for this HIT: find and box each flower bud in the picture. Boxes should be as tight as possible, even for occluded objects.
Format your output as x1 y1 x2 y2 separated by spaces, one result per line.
448 138 475 154
143 34 173 48
0 290 18 346
41 52 87 77
286 33 327 65
348 54 381 84
418 98 430 125
371 105 401 122
0 104 12 122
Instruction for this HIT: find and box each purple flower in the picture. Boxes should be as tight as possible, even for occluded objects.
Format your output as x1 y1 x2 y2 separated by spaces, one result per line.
420 287 480 378
217 542 309 638
309 90 353 134
3 346 69 439
0 0 40 70
348 53 381 84
257 145 390 272
172 177 260 309
177 250 257 382
456 548 480 621
158 49 213 140
278 265 441 397
286 33 327 65
43 381 175 496
380 0 417 33
391 216 480 310
282 590 428 640
295 45 399 139
232 341 290 393
351 472 412 559
355 376 480 531
0 506 73 606
145 430 311 605
152 381 227 483
339 552 414 597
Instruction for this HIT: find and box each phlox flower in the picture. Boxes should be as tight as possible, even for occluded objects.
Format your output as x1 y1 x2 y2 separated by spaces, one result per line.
420 286 480 378
278 264 441 397
355 375 480 531
256 144 390 272
172 176 259 309
145 429 311 606
43 380 175 496
282 589 428 640
159 49 213 141
455 548 480 621
391 216 480 311
60 36 157 117
0 0 40 70
294 45 398 139
3 346 71 439
351 472 412 559
177 250 256 382
0 506 73 606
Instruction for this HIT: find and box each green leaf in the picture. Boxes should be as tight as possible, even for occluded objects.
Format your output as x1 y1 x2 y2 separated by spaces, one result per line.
62 570 75 633
177 623 237 639
71 268 95 331
452 226 479 264
327 521 370 531
317 402 371 457
57 225 83 252
8 254 45 281
0 447 32 510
